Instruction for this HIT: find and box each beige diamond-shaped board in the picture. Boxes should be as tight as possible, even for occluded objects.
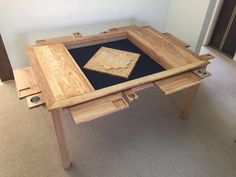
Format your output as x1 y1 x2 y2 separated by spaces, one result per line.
84 47 140 79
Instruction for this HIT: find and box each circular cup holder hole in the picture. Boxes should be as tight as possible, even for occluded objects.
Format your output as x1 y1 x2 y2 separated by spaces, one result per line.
197 69 207 75
30 96 40 103
129 94 136 98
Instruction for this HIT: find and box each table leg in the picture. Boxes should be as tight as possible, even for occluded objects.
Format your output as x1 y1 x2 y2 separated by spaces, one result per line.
51 109 71 169
180 85 200 119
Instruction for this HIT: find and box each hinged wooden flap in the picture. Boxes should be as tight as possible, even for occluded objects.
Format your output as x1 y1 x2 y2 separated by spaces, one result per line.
155 71 202 95
26 93 45 109
13 67 41 98
69 93 129 124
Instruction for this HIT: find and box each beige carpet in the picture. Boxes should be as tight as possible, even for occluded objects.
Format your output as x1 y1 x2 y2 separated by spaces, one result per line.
0 47 236 177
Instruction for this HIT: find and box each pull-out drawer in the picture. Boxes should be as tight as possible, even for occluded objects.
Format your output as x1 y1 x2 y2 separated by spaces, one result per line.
13 67 41 98
69 93 129 124
155 71 202 95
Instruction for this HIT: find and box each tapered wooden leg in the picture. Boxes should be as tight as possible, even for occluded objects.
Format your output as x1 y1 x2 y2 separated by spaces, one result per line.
180 85 200 119
51 109 71 169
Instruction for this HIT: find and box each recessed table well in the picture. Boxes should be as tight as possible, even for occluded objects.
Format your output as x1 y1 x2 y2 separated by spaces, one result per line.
13 25 213 170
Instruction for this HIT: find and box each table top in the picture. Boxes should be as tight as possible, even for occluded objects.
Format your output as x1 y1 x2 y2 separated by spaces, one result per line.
27 26 207 110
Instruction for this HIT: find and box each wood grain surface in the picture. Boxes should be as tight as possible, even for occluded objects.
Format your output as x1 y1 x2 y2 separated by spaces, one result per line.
155 72 202 95
36 32 82 45
127 27 200 69
28 44 94 108
33 44 94 99
162 32 190 48
84 47 140 79
50 61 206 110
13 67 41 98
27 25 209 110
69 92 129 124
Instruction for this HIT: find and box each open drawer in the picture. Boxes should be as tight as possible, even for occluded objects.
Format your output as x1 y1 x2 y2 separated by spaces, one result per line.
13 66 41 98
69 92 129 124
155 71 202 95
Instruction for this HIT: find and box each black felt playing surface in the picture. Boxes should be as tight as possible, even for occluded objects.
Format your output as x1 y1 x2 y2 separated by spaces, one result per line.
68 39 166 90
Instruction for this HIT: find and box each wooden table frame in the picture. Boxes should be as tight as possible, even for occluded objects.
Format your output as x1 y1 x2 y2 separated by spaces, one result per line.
15 25 213 170
27 26 207 111
51 84 200 169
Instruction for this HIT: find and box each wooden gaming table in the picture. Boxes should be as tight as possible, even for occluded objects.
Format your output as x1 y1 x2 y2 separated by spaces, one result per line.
13 25 214 169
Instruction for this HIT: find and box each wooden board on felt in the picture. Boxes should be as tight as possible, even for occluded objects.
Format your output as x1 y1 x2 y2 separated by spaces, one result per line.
84 47 140 79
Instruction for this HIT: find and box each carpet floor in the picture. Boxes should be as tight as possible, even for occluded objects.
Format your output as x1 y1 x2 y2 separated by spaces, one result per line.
0 47 236 177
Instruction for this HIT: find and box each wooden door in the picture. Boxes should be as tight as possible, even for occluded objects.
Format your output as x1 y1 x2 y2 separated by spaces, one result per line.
209 0 236 58
0 34 14 81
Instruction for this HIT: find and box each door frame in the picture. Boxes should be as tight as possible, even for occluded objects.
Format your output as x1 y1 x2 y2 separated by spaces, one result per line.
202 0 224 46
201 0 236 60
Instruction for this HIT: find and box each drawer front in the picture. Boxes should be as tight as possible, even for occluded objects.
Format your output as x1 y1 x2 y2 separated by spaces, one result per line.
69 92 129 124
155 71 202 95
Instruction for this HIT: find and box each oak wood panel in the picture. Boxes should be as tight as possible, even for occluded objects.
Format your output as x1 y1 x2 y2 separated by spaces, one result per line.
37 36 75 45
27 48 56 107
181 85 200 119
141 25 163 34
84 47 140 79
65 31 127 49
13 67 41 98
163 32 190 48
35 31 126 48
28 26 208 110
36 32 82 45
155 72 202 95
109 25 139 32
141 26 209 62
51 109 71 169
127 28 200 69
69 93 129 124
13 68 31 91
50 61 206 110
32 44 94 102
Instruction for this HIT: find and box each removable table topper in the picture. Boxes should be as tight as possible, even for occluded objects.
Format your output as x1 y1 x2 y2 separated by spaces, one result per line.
84 47 140 79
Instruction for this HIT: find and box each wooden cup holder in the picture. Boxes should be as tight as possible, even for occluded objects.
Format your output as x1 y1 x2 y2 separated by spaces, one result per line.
26 93 45 109
30 96 41 103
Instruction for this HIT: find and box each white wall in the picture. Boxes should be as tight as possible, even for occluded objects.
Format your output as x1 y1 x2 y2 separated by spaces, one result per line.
0 0 170 69
165 0 211 52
